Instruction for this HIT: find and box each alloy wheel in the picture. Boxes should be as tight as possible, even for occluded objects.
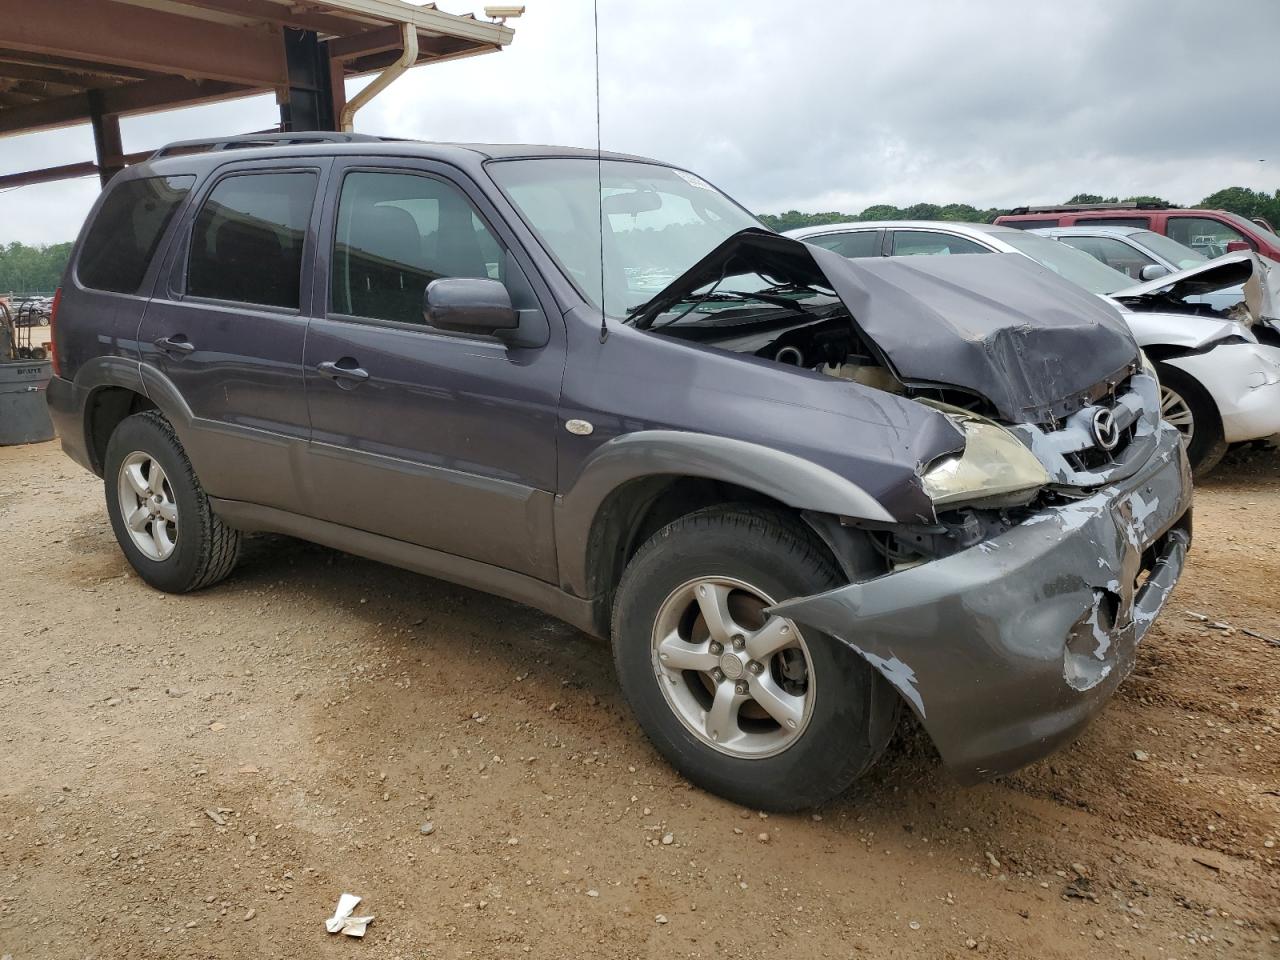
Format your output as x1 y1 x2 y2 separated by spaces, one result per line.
1160 385 1195 443
117 451 178 561
650 576 814 758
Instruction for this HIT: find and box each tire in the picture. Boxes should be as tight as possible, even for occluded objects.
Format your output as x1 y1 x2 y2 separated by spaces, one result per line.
611 505 899 811
1156 362 1227 477
104 410 241 592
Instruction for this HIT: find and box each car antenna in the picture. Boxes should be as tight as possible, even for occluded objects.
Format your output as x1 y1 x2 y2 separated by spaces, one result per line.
593 0 608 343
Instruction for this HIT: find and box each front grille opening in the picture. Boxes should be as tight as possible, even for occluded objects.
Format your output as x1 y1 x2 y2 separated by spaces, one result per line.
1065 419 1139 472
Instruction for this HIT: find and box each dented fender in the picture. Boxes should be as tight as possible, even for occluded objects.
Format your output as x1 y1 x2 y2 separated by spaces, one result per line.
768 424 1193 783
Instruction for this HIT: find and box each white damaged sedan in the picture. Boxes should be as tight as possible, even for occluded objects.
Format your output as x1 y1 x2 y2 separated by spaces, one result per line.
784 221 1280 474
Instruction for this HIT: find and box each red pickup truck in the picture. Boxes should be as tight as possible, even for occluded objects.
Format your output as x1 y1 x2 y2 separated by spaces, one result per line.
994 203 1280 262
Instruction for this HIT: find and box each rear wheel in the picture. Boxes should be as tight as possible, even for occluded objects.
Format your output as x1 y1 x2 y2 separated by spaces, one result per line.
1156 361 1226 476
611 505 898 811
104 410 241 592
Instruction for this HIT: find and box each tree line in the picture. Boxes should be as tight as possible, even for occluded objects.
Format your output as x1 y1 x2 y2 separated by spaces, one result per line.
2 186 1276 294
756 186 1280 234
0 241 74 295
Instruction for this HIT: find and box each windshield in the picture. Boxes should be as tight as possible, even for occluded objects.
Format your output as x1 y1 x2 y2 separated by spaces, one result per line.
488 158 762 315
1131 230 1206 269
999 230 1134 295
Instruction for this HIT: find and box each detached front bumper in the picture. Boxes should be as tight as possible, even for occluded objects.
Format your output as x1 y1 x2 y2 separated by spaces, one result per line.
770 424 1192 784
1165 341 1280 443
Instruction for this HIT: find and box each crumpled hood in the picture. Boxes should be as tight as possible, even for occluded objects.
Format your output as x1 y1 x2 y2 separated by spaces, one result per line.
633 229 1140 424
1112 250 1280 325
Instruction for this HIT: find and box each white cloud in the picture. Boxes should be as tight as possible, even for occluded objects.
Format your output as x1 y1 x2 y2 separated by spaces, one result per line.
1 0 1277 245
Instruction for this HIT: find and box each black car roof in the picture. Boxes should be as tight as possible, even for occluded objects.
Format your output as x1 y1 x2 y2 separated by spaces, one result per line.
128 136 662 182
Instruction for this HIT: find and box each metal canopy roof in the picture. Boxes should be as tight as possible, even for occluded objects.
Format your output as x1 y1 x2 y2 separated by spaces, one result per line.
0 0 516 187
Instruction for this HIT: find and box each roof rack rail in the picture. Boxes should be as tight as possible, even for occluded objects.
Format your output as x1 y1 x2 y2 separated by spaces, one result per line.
1006 200 1172 215
151 131 384 159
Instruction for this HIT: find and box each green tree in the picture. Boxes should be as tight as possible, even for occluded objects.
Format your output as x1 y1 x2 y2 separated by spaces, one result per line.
0 241 72 295
1199 186 1280 227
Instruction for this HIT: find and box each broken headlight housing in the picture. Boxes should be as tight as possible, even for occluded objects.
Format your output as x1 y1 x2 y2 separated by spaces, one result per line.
921 419 1049 508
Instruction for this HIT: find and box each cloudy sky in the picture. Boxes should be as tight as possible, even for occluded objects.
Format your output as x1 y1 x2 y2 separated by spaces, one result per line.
2 0 1278 245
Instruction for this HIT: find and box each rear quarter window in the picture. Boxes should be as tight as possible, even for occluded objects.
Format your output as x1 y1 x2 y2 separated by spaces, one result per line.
1000 219 1059 229
76 175 195 294
1075 217 1150 228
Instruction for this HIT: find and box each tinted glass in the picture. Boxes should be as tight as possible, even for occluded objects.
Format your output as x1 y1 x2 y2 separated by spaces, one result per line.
807 231 880 258
1167 216 1250 258
331 171 505 325
1129 230 1205 269
1077 216 1149 228
1060 235 1156 280
78 175 194 294
188 172 317 308
1002 219 1059 229
891 230 988 256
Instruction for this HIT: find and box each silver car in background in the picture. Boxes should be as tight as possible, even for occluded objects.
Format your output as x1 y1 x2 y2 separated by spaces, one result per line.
1030 225 1244 313
784 220 1280 474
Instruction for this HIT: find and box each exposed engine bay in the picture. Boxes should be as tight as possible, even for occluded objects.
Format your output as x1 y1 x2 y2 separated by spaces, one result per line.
628 228 1141 427
656 305 917 399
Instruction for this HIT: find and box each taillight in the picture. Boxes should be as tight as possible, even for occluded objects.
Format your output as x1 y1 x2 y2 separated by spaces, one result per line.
48 287 62 377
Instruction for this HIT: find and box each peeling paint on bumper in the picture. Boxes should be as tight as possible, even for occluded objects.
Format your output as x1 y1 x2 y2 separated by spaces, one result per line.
769 423 1193 784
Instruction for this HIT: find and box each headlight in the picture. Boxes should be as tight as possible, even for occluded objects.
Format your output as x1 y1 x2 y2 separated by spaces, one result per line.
921 419 1049 507
1139 350 1160 389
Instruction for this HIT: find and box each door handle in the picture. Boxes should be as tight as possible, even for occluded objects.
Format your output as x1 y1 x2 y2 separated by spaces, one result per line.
317 359 370 385
154 335 195 356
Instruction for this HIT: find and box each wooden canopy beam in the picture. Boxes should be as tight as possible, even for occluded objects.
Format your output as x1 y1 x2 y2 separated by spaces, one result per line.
0 0 289 88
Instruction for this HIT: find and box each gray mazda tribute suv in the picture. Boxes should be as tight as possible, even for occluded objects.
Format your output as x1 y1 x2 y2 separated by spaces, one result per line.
47 132 1191 810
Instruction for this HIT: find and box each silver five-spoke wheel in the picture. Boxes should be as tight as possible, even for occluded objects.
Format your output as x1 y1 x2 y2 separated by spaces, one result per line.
651 576 814 758
117 451 178 561
1160 385 1195 443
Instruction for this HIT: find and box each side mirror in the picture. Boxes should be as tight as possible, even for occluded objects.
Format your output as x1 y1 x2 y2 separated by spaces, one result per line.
1225 240 1251 253
424 278 518 335
1139 263 1170 281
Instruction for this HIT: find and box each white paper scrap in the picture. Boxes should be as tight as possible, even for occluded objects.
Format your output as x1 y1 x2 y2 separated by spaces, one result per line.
325 893 362 934
342 916 375 938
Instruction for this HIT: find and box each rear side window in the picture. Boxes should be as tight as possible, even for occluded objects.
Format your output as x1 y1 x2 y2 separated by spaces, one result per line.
77 175 194 294
1076 217 1149 228
187 171 318 309
806 231 880 258
1000 219 1059 230
891 230 988 256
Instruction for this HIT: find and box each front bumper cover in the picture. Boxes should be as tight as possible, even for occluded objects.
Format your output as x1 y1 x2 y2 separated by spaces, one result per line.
769 423 1193 784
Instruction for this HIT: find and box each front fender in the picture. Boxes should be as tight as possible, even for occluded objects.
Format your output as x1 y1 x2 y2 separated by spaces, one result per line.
554 429 895 598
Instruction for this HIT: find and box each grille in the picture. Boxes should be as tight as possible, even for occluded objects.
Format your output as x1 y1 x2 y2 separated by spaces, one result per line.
1011 373 1161 488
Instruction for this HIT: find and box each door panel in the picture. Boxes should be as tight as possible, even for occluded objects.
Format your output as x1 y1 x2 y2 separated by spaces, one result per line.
303 162 564 580
138 163 325 510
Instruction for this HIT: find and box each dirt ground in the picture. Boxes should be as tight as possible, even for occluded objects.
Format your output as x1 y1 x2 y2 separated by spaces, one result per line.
1 438 1276 959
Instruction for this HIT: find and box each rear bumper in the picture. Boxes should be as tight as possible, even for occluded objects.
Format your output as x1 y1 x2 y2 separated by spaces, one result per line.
770 424 1193 783
1165 341 1280 443
45 374 95 474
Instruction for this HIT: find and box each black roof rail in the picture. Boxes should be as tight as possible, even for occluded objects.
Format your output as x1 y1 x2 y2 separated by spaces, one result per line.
1006 200 1172 216
151 131 385 159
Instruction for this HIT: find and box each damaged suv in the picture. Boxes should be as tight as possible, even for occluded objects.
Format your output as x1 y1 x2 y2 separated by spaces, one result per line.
48 134 1191 810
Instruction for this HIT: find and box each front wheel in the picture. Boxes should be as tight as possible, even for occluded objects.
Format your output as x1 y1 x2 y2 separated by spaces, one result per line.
1156 362 1226 476
104 410 241 592
611 506 898 811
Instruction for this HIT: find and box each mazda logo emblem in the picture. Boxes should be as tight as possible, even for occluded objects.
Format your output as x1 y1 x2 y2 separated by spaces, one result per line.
1091 408 1120 451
